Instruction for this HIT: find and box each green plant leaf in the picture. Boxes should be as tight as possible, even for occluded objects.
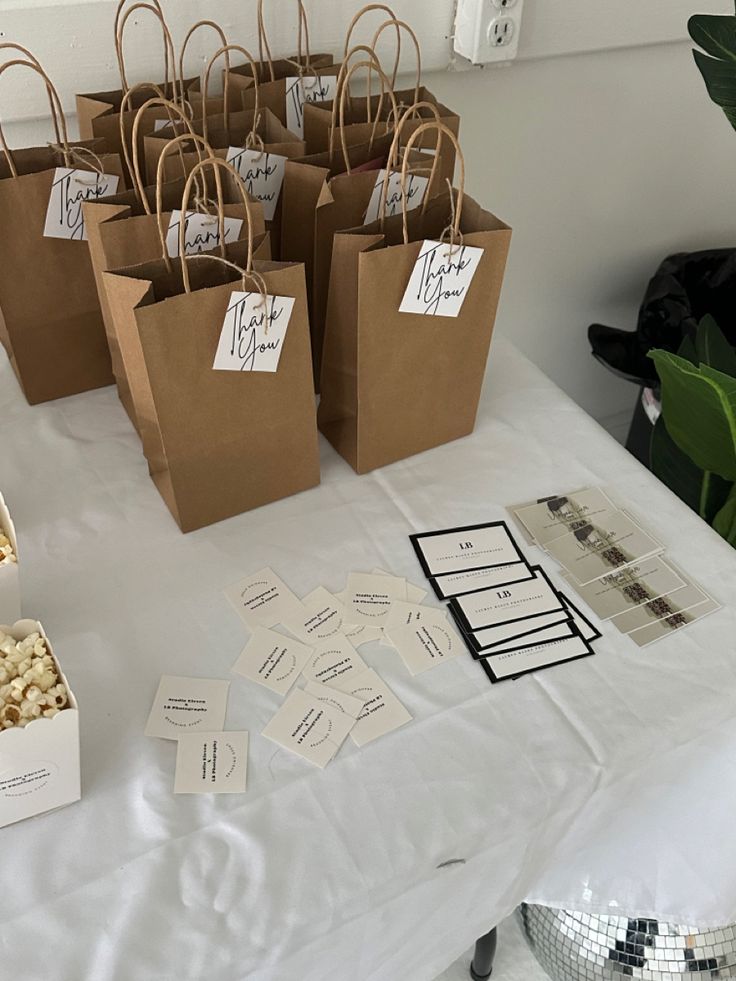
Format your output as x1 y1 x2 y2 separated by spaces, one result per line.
650 416 733 521
689 15 736 61
649 349 736 480
695 314 736 375
713 483 736 545
677 333 698 366
692 50 736 109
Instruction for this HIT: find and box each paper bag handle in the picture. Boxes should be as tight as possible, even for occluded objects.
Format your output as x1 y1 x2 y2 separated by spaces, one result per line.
130 94 200 210
0 44 62 147
257 0 311 82
378 101 442 228
333 44 388 128
0 58 71 177
178 19 228 92
201 44 262 149
335 59 398 174
370 19 421 107
343 5 401 88
116 1 183 107
401 122 464 247
114 0 166 86
154 132 222 270
179 157 260 294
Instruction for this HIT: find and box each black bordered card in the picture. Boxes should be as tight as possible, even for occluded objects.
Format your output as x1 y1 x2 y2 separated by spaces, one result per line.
477 627 596 683
455 604 573 658
448 565 565 633
410 520 525 579
559 592 602 644
430 559 534 600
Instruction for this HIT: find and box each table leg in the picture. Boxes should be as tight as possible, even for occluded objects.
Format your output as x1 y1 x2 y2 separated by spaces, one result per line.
470 926 497 980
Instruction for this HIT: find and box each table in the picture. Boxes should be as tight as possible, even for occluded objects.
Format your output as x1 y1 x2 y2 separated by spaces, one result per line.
2 336 735 981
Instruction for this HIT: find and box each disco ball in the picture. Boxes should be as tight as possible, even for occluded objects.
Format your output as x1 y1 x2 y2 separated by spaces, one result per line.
520 904 736 979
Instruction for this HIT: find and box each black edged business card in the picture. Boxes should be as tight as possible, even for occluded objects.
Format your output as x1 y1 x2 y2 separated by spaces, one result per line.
559 592 602 643
460 606 574 658
449 565 565 634
429 560 534 600
410 520 525 579
478 628 596 683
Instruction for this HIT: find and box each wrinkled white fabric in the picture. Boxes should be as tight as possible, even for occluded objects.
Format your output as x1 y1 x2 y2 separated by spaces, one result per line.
0 337 734 981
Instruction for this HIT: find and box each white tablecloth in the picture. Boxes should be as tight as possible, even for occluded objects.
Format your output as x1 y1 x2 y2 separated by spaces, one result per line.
1 336 735 981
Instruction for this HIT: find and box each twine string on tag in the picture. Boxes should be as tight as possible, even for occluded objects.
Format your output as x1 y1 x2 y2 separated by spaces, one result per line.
400 122 465 248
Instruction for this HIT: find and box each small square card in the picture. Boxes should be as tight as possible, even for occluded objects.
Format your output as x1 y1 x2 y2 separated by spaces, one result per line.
410 521 524 577
384 601 447 629
512 488 617 546
341 623 384 646
329 669 412 747
343 572 406 625
284 587 351 643
611 581 712 635
385 617 464 676
262 689 356 767
480 633 594 683
543 510 663 585
627 597 721 647
431 561 533 600
224 567 302 629
145 676 230 740
174 731 248 794
301 635 368 685
302 680 365 721
566 556 686 620
371 567 427 603
231 627 313 696
450 566 564 632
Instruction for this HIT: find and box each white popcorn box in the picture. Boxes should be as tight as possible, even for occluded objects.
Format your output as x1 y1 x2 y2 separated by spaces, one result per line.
0 492 20 626
0 620 80 829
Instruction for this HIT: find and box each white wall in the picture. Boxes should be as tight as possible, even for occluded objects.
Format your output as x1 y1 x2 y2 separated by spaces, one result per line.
2 2 736 423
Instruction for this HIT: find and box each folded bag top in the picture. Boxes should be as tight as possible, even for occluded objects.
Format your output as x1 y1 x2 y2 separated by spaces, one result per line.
318 122 511 474
0 54 125 404
102 156 318 532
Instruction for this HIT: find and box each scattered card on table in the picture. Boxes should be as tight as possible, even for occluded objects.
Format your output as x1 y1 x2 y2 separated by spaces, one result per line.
329 669 412 747
231 627 313 696
284 586 351 644
301 634 368 685
341 623 384 646
384 600 447 629
343 572 406 625
385 618 464 675
262 689 355 767
512 488 616 546
626 597 721 647
543 510 663 585
610 581 712 634
431 561 533 600
224 567 302 629
145 676 230 740
174 731 248 794
302 680 366 720
372 567 428 603
450 567 564 632
460 605 571 655
476 621 577 659
564 556 687 620
481 633 595 683
410 521 524 577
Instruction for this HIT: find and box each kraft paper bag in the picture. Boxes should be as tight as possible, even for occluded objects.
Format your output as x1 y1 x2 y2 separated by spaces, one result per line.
0 58 125 404
318 124 511 474
102 158 317 532
177 20 249 121
84 112 266 429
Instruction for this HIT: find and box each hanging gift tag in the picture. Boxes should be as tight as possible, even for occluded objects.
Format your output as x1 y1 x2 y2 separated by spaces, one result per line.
165 210 243 258
44 167 120 241
226 147 287 222
213 292 295 372
399 239 484 318
363 170 429 226
153 117 189 134
285 74 339 138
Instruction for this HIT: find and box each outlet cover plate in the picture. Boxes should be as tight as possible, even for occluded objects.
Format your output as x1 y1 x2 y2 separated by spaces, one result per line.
454 0 524 65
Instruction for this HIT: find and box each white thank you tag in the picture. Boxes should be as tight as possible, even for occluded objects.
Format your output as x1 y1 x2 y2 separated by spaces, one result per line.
285 74 339 138
213 292 295 372
44 167 120 241
165 210 243 258
399 239 484 318
226 147 287 222
363 169 429 226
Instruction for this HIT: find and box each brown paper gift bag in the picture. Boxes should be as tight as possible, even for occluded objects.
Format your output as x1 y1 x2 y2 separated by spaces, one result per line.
225 0 336 129
319 124 512 474
102 158 317 532
76 1 188 183
0 56 125 404
304 20 460 184
84 105 266 429
178 20 250 121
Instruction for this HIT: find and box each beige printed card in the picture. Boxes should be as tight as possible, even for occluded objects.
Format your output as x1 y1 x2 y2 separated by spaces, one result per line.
385 619 464 675
231 627 313 696
343 572 406 625
329 669 412 747
262 689 356 767
303 681 366 721
384 601 447 630
145 676 230 741
301 635 368 685
342 623 384 646
174 731 248 794
224 568 302 629
284 587 350 643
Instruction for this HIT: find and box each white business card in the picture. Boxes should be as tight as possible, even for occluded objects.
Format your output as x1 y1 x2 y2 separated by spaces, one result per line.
145 676 230 741
512 488 617 546
384 601 447 630
302 680 365 720
463 606 571 653
371 567 427 603
262 688 356 767
399 239 484 318
450 568 564 632
301 634 368 685
385 619 464 676
165 210 243 258
343 572 407 625
328 669 412 747
341 623 384 646
231 627 313 696
284 587 351 643
431 562 533 600
224 567 303 629
483 634 594 682
411 521 523 577
174 730 248 794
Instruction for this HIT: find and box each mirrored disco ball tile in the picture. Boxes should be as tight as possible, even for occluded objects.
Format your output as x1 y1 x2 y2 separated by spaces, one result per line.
520 904 736 979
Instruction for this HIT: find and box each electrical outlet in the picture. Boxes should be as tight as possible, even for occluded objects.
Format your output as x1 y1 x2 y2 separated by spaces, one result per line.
453 0 524 65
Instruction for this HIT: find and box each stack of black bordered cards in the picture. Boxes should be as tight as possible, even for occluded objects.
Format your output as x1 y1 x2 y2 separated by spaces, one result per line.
509 488 720 647
410 522 601 684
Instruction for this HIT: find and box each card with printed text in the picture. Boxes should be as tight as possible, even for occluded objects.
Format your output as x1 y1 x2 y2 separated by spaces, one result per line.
411 521 524 578
231 627 313 696
174 731 248 794
145 675 230 741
